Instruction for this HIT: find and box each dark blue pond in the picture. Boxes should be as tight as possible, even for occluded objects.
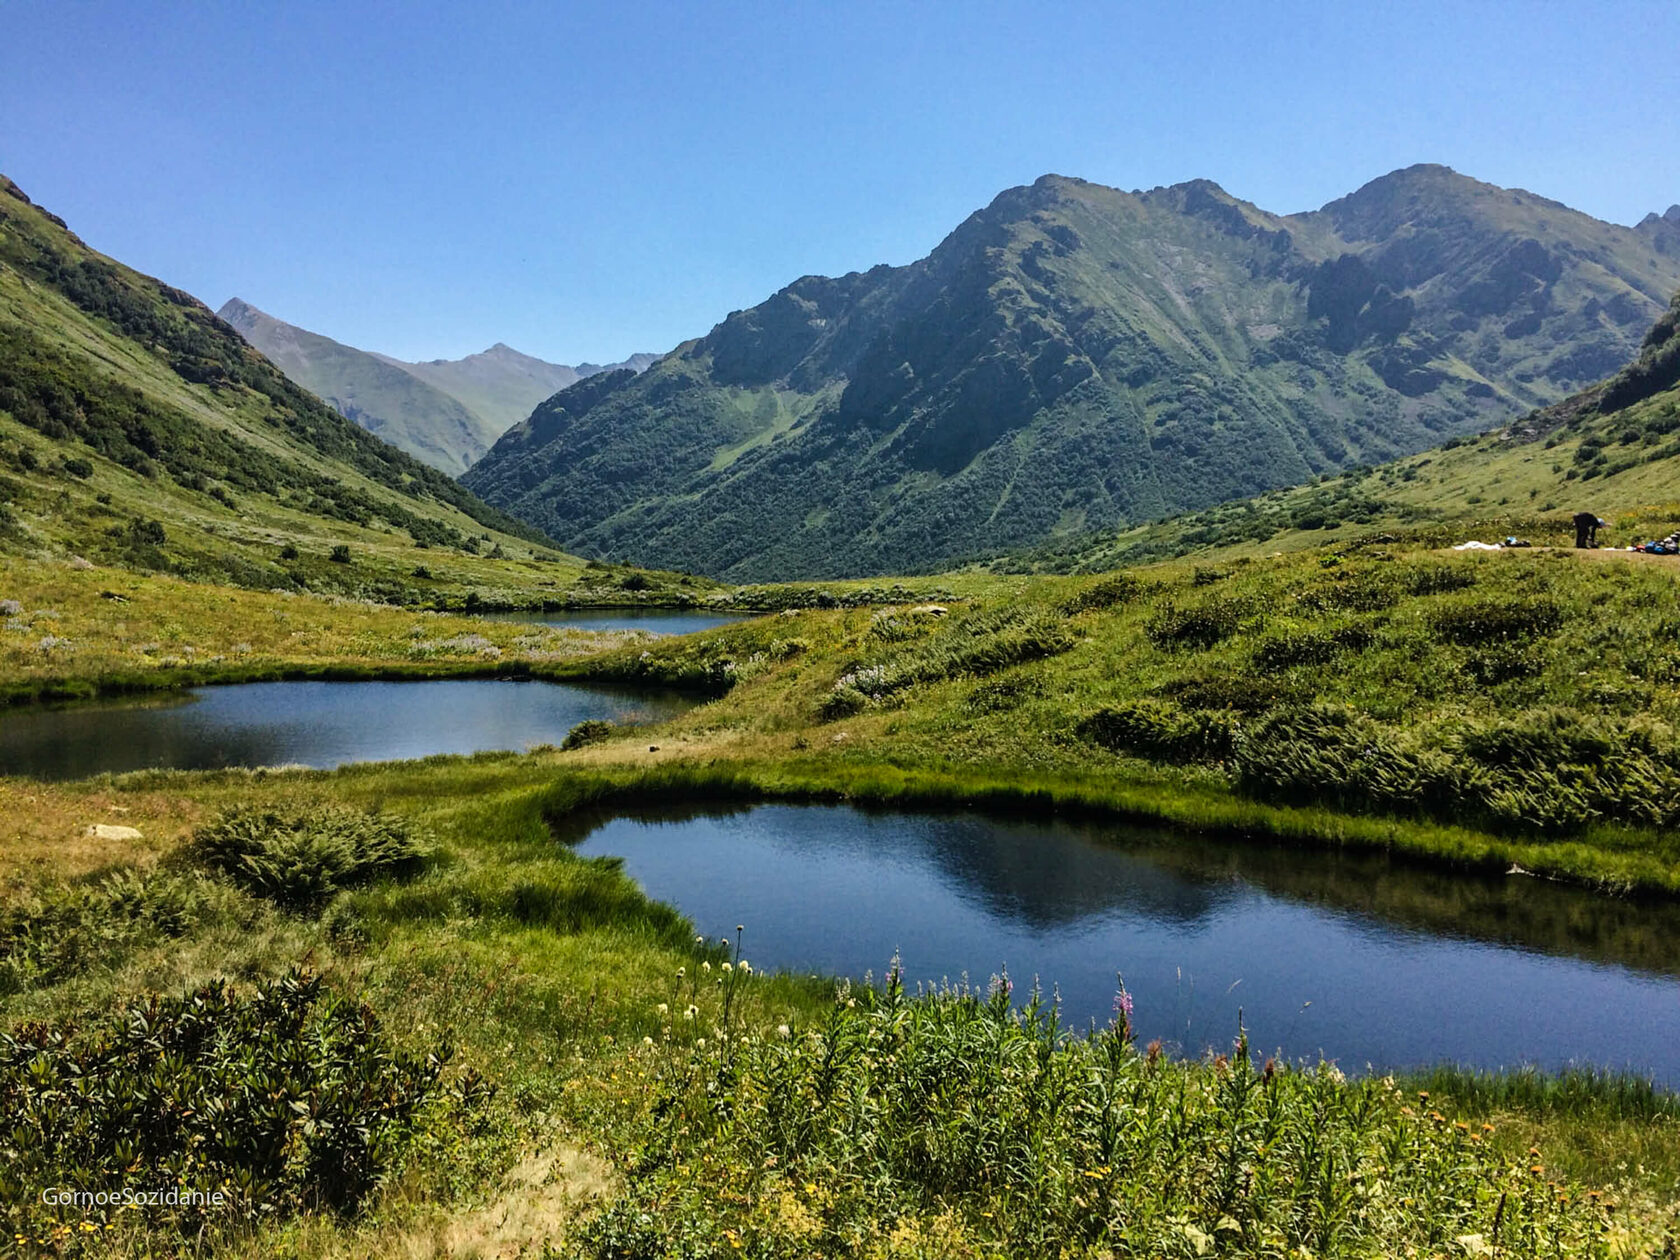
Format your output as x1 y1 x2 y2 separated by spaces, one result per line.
572 804 1680 1085
0 680 691 780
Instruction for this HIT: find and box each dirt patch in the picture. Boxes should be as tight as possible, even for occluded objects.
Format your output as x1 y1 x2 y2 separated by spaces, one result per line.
395 1143 616 1259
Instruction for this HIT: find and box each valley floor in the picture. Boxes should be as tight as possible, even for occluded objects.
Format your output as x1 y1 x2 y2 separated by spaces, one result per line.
4 543 1680 1256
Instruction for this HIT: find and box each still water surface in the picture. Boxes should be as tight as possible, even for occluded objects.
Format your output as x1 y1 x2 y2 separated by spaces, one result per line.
482 608 746 635
571 804 1680 1084
0 680 690 779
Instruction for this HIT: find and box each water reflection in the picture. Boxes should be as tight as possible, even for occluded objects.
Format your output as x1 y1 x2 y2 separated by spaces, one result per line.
0 680 691 780
570 804 1680 1083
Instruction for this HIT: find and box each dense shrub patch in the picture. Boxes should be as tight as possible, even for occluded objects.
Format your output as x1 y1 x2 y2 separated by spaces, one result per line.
0 870 219 996
824 608 1076 715
1429 597 1563 646
1078 700 1237 763
1 971 448 1245
189 805 429 911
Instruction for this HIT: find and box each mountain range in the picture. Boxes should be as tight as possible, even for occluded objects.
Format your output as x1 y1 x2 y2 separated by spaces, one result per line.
217 298 656 474
462 165 1680 580
0 174 574 603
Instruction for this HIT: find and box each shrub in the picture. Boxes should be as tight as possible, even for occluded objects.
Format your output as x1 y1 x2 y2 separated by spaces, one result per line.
1251 624 1373 673
1298 572 1399 612
189 805 429 911
0 870 216 996
329 543 352 565
562 719 616 750
1234 704 1465 817
1158 673 1292 714
1430 598 1563 646
1078 700 1236 762
827 609 1076 711
279 541 299 560
1401 563 1478 596
1232 705 1680 836
1 970 447 1242
60 456 92 479
1143 595 1256 650
1464 643 1545 686
126 517 166 547
1057 572 1147 614
817 685 869 721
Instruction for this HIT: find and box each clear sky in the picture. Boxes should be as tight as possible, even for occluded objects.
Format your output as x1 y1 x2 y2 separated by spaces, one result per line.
2 1 1676 364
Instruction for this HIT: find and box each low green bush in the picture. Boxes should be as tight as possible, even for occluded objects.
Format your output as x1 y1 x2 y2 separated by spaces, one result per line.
1 970 448 1245
823 608 1075 715
1078 700 1237 762
1430 597 1563 646
562 719 616 750
1058 572 1148 614
0 870 219 996
1250 624 1374 673
1143 594 1258 650
189 805 429 911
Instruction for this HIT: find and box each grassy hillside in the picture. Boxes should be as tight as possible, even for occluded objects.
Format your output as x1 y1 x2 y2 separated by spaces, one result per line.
392 343 658 446
465 165 1680 580
7 538 1680 1254
0 175 710 610
221 298 657 473
217 298 497 475
1025 291 1680 573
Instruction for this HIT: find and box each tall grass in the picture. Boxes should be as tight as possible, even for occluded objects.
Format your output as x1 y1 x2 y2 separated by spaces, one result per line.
573 969 1637 1257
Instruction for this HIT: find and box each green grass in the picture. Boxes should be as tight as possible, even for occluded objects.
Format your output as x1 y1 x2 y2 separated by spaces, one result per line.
3 752 1675 1256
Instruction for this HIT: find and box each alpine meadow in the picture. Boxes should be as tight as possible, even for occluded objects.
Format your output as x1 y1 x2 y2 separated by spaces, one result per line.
4 8 1680 1257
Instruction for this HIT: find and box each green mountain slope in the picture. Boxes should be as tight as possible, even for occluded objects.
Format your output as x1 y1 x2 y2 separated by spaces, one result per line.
463 166 1680 581
0 174 605 606
219 299 656 474
216 298 493 474
1029 288 1680 572
390 342 659 444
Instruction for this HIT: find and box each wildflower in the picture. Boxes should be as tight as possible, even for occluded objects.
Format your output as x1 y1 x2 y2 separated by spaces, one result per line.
684 1005 698 1020
677 967 685 978
656 1003 669 1015
703 961 712 973
695 1038 706 1049
777 1024 791 1038
642 1036 654 1046
696 934 706 945
739 960 752 975
721 961 732 973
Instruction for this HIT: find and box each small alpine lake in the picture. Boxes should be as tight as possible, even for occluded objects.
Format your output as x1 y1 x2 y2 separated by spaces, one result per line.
0 679 693 779
569 803 1680 1085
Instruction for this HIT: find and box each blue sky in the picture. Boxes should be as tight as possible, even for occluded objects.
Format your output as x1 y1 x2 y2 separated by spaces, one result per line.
2 1 1676 364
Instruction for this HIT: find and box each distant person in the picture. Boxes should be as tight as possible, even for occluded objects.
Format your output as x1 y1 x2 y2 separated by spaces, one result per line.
1573 512 1604 549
